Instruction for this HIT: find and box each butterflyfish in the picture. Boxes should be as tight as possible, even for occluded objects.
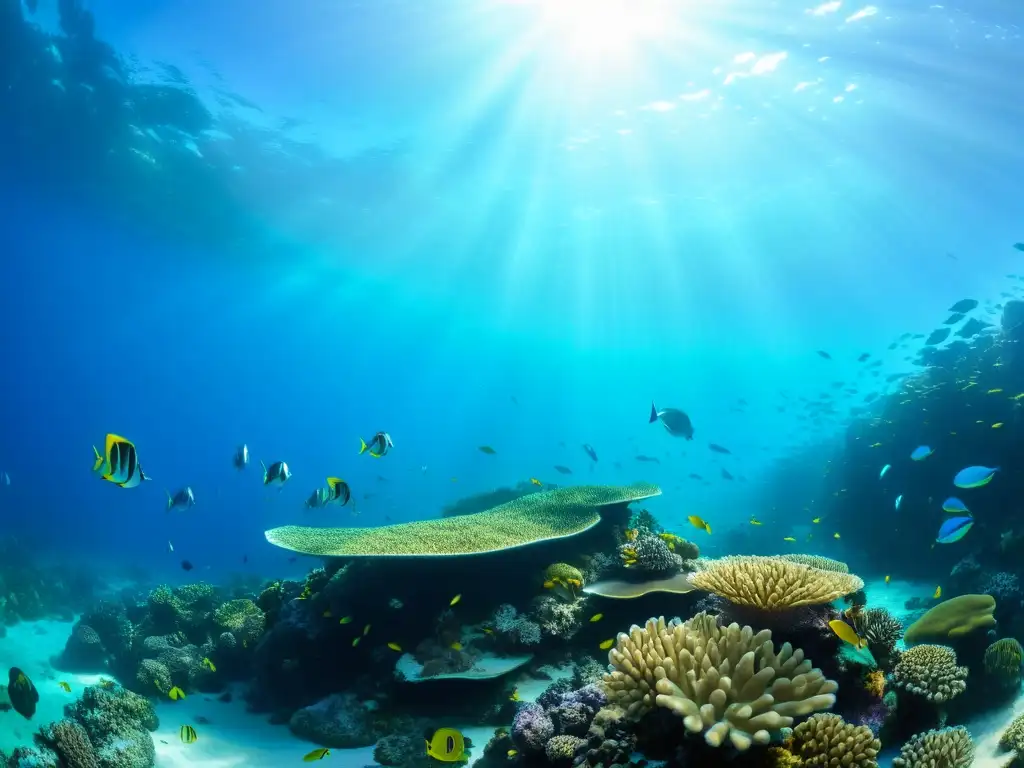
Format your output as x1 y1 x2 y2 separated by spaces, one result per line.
425 728 466 762
530 478 542 486
352 637 361 647
166 487 196 512
360 432 394 458
833 532 841 539
828 619 866 650
936 516 974 544
261 460 292 487
749 517 762 525
812 517 821 524
687 515 711 534
57 681 71 693
233 443 249 470
92 433 150 488
304 748 331 762
339 616 353 625
954 465 999 488
325 477 351 506
450 642 463 651
885 575 891 585
201 657 216 672
180 725 198 744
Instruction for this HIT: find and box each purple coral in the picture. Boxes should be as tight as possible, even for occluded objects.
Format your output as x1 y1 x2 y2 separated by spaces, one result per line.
493 604 541 646
981 572 1021 605
512 702 555 753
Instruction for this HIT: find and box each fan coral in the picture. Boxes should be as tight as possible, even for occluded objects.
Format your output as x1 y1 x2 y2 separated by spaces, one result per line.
984 638 1023 689
779 554 850 573
602 612 837 750
903 594 996 645
618 530 682 576
688 556 864 610
787 713 881 768
891 645 967 703
892 727 975 768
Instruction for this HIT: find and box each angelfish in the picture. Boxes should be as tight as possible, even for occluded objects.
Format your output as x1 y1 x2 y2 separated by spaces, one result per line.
261 460 291 487
165 487 196 512
359 432 393 458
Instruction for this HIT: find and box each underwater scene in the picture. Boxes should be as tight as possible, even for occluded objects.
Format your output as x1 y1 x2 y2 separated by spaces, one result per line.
2 0 1024 766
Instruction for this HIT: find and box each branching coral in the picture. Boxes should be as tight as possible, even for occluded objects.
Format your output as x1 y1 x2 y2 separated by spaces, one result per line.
984 638 1023 689
493 604 541 646
533 596 583 639
892 727 975 768
602 612 837 750
786 713 881 768
891 645 967 703
688 556 864 610
779 554 850 573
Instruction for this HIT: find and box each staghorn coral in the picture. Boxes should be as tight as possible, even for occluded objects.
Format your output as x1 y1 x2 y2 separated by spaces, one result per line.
602 612 837 750
985 638 1023 689
779 554 850 573
891 645 967 703
688 556 864 610
903 594 996 645
265 482 661 556
787 713 881 768
892 726 975 768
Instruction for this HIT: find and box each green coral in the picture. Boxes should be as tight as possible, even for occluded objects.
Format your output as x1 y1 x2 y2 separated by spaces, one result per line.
134 659 171 697
257 580 286 627
145 585 185 633
265 482 662 556
175 582 215 608
984 638 1023 689
66 685 159 768
213 599 265 644
892 727 974 768
903 594 997 645
543 563 585 601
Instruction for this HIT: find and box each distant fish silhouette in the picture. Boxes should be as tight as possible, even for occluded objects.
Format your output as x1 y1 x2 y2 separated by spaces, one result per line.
553 465 573 475
708 443 731 455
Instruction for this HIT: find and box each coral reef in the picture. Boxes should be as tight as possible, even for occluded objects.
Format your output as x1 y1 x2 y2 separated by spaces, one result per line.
850 607 903 670
602 612 837 749
984 637 1023 690
618 529 682 576
511 681 606 759
288 693 378 748
541 563 584 601
892 726 975 768
891 645 968 703
784 713 881 768
687 556 864 610
492 604 541 648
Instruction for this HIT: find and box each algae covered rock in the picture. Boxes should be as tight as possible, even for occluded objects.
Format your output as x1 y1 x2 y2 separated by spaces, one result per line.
288 693 377 748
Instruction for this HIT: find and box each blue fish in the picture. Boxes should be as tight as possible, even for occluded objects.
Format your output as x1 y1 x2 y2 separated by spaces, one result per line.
910 446 933 461
895 494 903 510
953 465 999 489
879 464 891 479
942 497 969 514
936 516 974 544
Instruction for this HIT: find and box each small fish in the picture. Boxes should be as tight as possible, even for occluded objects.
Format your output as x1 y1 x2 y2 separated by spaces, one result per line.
582 444 599 462
167 541 174 553
363 624 372 636
339 616 352 625
936 516 974 544
553 465 573 475
202 657 216 672
895 495 903 510
325 477 351 506
387 642 402 652
233 444 249 470
857 353 870 362
833 532 840 539
812 517 821 524
599 639 615 650
749 517 762 526
942 497 969 514
507 750 518 758
1 471 8 485
783 536 796 542
166 486 196 512
261 460 292 487
530 478 542 486
948 298 978 313
478 445 497 455
816 350 832 359
635 454 660 464
879 464 892 479
57 681 71 693
721 468 734 481
359 432 394 458
988 388 1004 395
933 585 942 600
304 748 331 762
687 515 711 534
953 465 999 489
993 422 1005 429
910 445 933 461
828 619 866 649
509 688 521 702
589 613 603 623
180 560 194 572
425 728 466 762
649 402 695 439
450 594 462 607
168 686 186 701
885 575 891 585
92 433 150 488
870 442 882 448
450 642 463 651
351 637 361 647
708 443 731 454
180 725 198 744
305 487 331 509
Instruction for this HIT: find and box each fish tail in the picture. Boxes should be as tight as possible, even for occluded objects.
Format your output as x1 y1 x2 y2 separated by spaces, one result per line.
358 438 368 455
648 401 658 423
92 446 103 472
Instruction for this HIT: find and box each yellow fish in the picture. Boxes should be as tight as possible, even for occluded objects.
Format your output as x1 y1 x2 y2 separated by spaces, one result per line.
749 517 762 526
201 657 216 672
363 624 372 636
180 724 198 744
57 681 71 693
304 748 331 762
530 478 542 486
507 750 519 758
99 677 115 690
988 388 1004 394
450 594 462 607
387 642 402 652
933 586 942 599
352 637 361 648
168 686 186 701
783 536 796 542
828 619 866 650
589 613 603 623
1012 393 1024 401
339 616 353 625
599 639 615 650
833 532 841 540
870 442 882 448
687 515 711 534
426 728 466 762
885 575 891 585
993 422 1005 429
812 517 821 524
450 642 463 651
509 688 521 702
323 610 332 618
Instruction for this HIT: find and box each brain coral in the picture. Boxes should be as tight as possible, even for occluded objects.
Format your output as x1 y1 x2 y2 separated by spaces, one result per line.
602 612 837 750
788 713 881 768
687 556 864 610
265 482 661 556
892 727 975 768
903 594 996 645
891 645 968 703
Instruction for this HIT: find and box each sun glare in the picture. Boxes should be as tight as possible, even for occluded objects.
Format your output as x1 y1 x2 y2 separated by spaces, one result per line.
531 0 677 60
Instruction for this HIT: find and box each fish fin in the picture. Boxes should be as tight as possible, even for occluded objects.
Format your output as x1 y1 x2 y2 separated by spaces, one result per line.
649 402 658 423
370 451 382 458
92 446 104 472
359 438 368 455
326 476 343 489
165 490 172 510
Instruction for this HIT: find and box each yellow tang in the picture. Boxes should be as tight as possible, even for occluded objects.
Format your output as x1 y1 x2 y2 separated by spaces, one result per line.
749 517 762 525
387 642 402 652
833 532 840 539
168 686 186 701
450 594 462 607
687 515 711 534
425 728 466 762
304 747 331 762
450 642 463 651
180 725 198 744
589 613 603 623
828 619 865 650
202 657 216 672
885 575 891 585
812 517 821 524
530 478 542 486
57 682 71 693
933 585 942 599
599 639 615 650
783 536 796 542
339 616 353 625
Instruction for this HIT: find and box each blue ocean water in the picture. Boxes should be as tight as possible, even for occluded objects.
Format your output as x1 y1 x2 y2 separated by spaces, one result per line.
1 0 1022 579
